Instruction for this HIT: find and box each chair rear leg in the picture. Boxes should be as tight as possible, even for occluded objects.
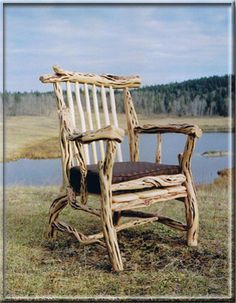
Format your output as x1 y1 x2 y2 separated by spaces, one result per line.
112 211 122 226
48 192 68 238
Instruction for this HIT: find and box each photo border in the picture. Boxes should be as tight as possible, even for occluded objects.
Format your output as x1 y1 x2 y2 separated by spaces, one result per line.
1 1 235 302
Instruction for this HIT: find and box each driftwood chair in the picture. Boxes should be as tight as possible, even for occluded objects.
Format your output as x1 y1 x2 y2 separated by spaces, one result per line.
39 65 202 272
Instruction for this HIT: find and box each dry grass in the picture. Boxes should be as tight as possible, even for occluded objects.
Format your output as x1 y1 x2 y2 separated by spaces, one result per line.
3 115 232 161
4 175 232 300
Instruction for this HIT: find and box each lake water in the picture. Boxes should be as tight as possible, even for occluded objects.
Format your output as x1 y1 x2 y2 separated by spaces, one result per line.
3 132 232 186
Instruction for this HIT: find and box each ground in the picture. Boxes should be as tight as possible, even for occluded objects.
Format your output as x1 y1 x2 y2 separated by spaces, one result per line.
2 114 233 299
4 174 232 299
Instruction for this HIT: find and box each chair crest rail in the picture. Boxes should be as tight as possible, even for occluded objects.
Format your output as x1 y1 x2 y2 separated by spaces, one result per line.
39 65 141 88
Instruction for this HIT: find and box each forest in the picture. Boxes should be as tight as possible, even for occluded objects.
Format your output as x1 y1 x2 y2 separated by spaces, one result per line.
2 74 232 117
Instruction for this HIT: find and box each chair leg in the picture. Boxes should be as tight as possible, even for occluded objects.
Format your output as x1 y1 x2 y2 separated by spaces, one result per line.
100 193 123 272
184 186 199 247
98 141 123 271
112 211 122 226
48 192 68 238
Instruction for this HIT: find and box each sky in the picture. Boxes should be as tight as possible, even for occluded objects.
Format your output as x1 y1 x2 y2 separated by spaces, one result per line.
4 4 232 92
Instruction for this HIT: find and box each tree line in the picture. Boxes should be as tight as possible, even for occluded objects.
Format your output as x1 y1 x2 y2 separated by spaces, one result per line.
2 74 232 117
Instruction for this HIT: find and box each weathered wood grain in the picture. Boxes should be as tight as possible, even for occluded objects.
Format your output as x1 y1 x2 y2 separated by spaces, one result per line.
135 123 202 138
39 65 141 88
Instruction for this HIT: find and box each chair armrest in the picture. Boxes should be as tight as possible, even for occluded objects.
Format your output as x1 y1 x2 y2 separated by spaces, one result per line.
67 125 125 144
134 123 202 138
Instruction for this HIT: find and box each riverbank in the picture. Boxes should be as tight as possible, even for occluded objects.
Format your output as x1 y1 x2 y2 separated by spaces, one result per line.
3 115 232 161
4 173 231 298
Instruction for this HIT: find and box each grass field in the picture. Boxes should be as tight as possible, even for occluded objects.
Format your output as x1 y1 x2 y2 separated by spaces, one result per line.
4 173 232 299
3 114 232 161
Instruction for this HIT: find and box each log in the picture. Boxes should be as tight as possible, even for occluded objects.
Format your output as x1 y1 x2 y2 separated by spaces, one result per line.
156 133 162 164
68 125 125 144
124 88 139 161
112 174 186 192
51 220 105 247
99 140 124 271
53 83 73 188
48 192 68 238
39 65 141 88
181 135 199 246
112 190 187 212
135 123 202 138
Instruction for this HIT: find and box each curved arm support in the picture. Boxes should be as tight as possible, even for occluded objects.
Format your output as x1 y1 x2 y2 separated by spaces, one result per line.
67 125 125 144
134 123 202 138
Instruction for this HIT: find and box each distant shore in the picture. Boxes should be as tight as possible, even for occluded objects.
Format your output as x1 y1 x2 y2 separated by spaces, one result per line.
3 114 232 162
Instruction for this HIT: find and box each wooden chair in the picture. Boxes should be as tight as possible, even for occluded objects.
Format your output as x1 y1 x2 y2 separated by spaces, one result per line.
39 65 202 272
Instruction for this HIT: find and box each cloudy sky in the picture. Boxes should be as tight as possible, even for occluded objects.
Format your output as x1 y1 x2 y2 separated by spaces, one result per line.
5 4 232 92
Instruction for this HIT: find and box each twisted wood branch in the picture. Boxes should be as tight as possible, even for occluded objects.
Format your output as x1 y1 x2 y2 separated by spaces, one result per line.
124 88 139 161
135 123 202 138
67 125 125 144
39 65 141 88
181 135 199 246
99 140 124 271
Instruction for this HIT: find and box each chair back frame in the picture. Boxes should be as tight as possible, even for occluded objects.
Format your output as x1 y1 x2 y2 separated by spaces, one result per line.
40 65 141 187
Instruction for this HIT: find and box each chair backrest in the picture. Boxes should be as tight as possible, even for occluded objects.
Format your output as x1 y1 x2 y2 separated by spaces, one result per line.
40 65 141 169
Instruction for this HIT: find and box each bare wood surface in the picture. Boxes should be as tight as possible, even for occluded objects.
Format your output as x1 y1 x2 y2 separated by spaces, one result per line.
48 192 68 238
99 140 124 271
112 174 186 192
156 133 162 163
112 191 187 212
135 123 202 138
68 125 125 144
124 88 139 161
181 135 199 246
39 65 141 88
53 83 73 187
51 220 106 247
73 141 88 204
117 215 187 232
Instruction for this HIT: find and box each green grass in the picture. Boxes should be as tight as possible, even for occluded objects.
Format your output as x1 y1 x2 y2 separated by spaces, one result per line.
4 176 232 299
3 114 232 161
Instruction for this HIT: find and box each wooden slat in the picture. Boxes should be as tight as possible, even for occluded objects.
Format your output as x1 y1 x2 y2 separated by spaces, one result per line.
101 85 110 126
109 86 123 162
66 81 76 127
75 82 90 164
112 174 186 192
112 192 187 212
66 81 78 166
156 133 162 164
92 84 105 160
84 83 98 163
124 88 139 161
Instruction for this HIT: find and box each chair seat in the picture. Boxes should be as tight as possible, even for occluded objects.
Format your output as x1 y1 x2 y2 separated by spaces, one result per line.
70 161 181 194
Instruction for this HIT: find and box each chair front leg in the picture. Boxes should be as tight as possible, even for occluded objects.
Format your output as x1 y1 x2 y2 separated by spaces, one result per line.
184 182 199 246
48 191 68 238
99 140 123 272
181 135 199 246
